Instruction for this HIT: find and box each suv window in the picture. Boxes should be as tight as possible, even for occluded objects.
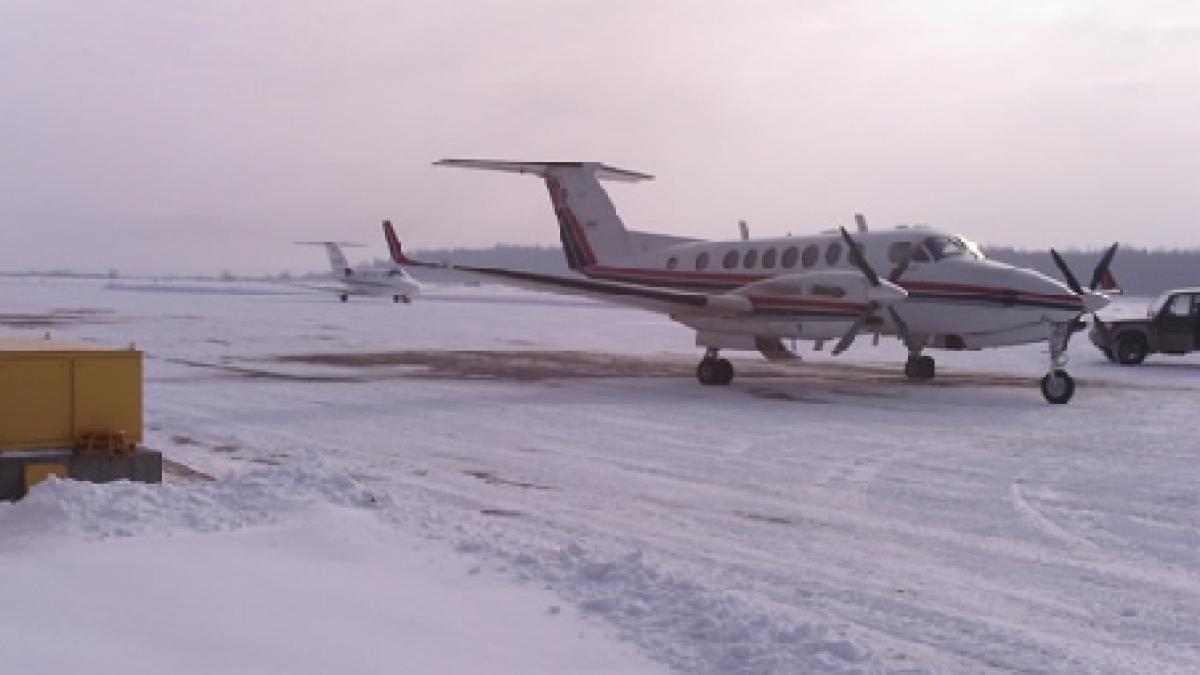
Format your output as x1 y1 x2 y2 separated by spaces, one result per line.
1167 294 1193 317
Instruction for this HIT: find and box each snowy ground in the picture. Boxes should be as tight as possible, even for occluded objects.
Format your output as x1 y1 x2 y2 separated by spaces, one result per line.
2 276 1199 673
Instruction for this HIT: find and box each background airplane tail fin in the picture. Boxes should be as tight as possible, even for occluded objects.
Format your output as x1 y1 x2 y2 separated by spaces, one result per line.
323 243 353 277
435 159 654 271
382 220 414 265
295 241 359 277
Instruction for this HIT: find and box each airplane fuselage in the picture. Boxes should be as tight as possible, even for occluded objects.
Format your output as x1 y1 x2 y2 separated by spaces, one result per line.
580 226 1088 351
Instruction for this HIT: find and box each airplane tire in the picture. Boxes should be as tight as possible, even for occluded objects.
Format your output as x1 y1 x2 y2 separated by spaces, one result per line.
393 295 400 303
904 355 935 380
1041 369 1075 404
715 358 734 385
697 359 722 385
339 294 349 303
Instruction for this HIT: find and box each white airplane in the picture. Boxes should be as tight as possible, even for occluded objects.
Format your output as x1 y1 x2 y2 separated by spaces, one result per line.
297 225 421 303
391 159 1118 404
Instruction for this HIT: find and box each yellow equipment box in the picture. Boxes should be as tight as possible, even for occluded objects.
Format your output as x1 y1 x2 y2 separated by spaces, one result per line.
0 337 142 451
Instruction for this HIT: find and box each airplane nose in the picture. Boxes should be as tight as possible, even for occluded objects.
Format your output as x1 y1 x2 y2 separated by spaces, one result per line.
1082 290 1110 313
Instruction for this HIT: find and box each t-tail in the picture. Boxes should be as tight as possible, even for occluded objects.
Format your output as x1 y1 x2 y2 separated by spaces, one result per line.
322 243 352 277
434 159 693 272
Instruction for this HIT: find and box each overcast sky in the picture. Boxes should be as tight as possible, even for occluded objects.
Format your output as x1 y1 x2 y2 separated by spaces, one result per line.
2 0 1197 274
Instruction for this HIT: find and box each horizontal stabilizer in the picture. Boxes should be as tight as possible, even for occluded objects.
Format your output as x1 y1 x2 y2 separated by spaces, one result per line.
434 159 653 183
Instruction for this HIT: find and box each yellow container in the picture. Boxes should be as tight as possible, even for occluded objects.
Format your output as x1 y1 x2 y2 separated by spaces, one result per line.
0 338 142 451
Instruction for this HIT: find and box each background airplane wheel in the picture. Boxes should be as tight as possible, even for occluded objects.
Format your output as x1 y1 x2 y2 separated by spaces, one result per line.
1040 369 1075 404
339 294 349 303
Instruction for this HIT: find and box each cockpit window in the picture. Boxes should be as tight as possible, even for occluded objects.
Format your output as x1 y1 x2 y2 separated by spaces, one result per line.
922 235 979 261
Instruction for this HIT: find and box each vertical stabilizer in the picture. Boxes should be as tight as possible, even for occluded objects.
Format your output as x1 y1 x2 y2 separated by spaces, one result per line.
435 160 653 270
323 243 353 277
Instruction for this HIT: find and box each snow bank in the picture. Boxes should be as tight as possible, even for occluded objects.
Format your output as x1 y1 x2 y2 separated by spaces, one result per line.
0 459 385 541
0 464 664 675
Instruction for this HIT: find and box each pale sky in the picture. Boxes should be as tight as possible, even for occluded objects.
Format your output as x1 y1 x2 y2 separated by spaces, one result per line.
2 0 1197 274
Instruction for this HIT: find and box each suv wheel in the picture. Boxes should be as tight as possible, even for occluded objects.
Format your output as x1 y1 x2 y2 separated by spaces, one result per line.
1115 333 1148 365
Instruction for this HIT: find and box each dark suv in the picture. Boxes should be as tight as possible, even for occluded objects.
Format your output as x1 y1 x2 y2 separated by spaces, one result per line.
1090 288 1200 364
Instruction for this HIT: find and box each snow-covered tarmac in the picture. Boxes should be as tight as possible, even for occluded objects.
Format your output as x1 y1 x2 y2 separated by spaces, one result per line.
2 276 1198 673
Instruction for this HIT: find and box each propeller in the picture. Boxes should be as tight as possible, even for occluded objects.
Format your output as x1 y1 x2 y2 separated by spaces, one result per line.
832 227 909 355
1049 242 1119 343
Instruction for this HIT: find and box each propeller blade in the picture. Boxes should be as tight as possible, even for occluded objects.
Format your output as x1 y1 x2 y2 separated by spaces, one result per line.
839 227 880 287
887 306 912 345
1088 242 1119 291
1049 248 1084 295
831 306 874 356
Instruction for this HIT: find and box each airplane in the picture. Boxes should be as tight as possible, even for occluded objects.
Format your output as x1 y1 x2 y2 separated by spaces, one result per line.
387 159 1118 404
296 229 421 304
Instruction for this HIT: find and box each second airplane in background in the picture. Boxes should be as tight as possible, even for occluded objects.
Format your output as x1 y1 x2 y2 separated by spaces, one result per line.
297 223 421 304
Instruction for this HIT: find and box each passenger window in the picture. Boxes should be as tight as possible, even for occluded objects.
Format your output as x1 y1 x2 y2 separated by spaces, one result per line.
888 242 913 265
695 252 710 270
781 246 799 268
666 256 678 270
825 242 842 266
811 284 846 298
722 250 738 269
743 249 758 268
801 244 819 268
762 248 777 268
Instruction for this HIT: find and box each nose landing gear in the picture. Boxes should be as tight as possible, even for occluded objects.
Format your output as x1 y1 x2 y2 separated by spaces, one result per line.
697 348 734 385
1041 322 1076 404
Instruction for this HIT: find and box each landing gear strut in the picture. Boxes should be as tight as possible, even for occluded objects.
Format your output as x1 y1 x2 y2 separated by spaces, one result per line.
1041 322 1075 404
697 348 734 386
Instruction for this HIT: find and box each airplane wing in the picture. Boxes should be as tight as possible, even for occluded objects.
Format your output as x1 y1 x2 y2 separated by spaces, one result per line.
382 220 748 315
289 282 369 296
438 264 753 315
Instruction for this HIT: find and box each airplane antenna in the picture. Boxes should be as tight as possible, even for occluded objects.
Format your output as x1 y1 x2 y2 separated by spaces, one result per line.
855 213 868 233
738 220 749 241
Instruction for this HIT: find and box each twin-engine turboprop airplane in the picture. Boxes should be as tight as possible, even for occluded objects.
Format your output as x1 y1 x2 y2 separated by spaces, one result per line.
389 159 1117 404
297 230 421 304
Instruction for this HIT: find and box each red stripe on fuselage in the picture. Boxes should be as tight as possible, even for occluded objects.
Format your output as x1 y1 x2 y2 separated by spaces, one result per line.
581 265 1082 307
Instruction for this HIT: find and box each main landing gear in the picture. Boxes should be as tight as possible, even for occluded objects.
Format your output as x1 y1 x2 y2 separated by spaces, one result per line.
1041 322 1075 404
392 294 412 304
339 293 349 303
902 333 935 381
904 354 935 380
697 348 734 386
